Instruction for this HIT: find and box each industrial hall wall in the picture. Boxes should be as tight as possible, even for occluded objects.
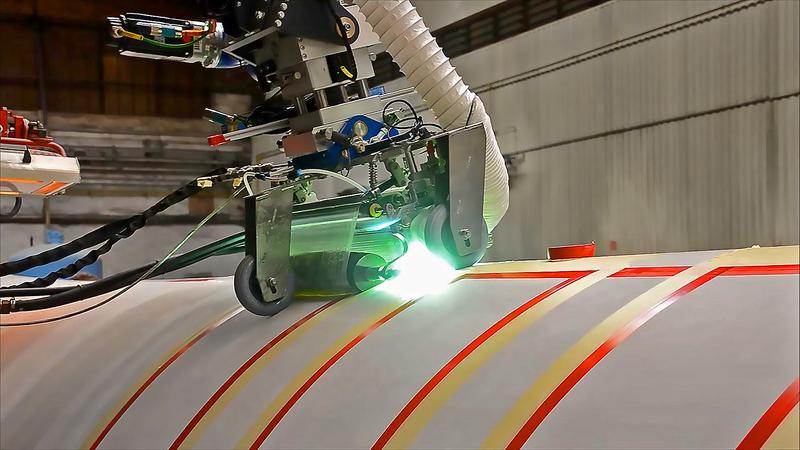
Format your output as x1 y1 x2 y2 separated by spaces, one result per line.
443 0 799 260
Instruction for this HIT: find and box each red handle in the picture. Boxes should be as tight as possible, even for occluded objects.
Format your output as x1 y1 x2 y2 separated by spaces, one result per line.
1 137 67 157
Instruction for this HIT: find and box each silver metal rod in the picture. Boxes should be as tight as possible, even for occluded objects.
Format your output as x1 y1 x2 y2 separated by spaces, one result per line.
356 79 370 99
314 90 329 109
403 144 418 174
338 85 349 103
294 97 308 114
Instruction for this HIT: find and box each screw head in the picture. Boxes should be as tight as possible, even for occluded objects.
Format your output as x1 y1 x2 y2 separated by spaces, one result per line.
255 10 265 19
266 277 278 294
352 120 369 137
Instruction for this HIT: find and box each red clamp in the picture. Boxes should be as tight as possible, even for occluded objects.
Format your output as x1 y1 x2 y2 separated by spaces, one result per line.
1 107 66 156
547 242 596 260
207 133 229 147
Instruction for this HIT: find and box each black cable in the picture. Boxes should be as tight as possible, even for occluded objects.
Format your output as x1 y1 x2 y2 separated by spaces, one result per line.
0 240 246 300
0 168 226 279
327 0 358 81
5 233 123 290
0 233 245 319
421 123 445 133
465 96 476 126
1 221 124 277
382 99 429 143
363 129 416 153
382 99 419 127
0 285 72 297
391 116 423 130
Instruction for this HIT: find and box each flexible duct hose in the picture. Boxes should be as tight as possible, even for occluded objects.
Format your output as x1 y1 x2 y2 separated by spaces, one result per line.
354 0 509 230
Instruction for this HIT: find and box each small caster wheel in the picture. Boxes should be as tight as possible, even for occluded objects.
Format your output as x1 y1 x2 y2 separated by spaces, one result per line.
234 255 293 316
424 204 488 269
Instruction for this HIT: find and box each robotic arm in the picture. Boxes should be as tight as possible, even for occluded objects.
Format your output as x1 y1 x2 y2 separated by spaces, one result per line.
107 1 376 90
104 0 509 316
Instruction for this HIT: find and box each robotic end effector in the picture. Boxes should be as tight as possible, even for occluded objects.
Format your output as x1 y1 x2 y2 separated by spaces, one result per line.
105 1 494 317
106 1 375 91
0 108 81 218
229 122 491 316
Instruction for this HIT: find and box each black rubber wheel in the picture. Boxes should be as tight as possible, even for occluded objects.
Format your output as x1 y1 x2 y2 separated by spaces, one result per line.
424 204 488 269
234 255 293 316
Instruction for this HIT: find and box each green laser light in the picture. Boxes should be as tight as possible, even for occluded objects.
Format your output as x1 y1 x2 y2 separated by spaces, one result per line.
377 241 459 299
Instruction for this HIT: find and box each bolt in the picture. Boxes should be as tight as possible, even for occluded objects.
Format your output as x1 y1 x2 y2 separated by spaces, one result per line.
292 71 302 79
280 2 288 10
266 277 278 294
277 11 285 19
315 128 334 143
275 19 283 27
255 10 265 19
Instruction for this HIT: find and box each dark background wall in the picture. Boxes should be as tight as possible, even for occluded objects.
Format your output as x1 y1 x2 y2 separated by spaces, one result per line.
0 0 260 118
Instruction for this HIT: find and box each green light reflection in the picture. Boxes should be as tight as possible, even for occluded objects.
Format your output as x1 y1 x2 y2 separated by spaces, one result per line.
376 240 458 299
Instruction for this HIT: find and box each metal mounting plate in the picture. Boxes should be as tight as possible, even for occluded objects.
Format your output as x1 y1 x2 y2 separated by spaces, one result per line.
254 186 294 302
447 123 487 256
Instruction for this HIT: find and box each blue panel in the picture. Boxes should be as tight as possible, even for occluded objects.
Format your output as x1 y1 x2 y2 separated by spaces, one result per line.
293 115 398 171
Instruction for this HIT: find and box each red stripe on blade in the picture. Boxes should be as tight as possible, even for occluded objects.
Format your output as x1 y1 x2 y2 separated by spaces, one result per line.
169 300 337 450
464 271 595 280
737 378 800 450
609 267 690 277
249 299 419 450
506 266 729 449
723 265 800 276
373 272 594 449
90 308 241 450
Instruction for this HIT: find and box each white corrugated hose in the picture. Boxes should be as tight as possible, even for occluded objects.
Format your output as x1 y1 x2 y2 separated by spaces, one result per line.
354 0 509 231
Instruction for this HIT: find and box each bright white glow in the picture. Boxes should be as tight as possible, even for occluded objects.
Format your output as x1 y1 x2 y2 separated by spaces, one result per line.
362 217 400 232
376 241 458 299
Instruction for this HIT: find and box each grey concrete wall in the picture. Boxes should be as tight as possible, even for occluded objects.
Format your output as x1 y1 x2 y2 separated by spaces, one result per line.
389 0 800 260
411 0 504 31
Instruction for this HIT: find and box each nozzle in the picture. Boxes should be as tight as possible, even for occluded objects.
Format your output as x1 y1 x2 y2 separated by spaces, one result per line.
379 266 400 280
